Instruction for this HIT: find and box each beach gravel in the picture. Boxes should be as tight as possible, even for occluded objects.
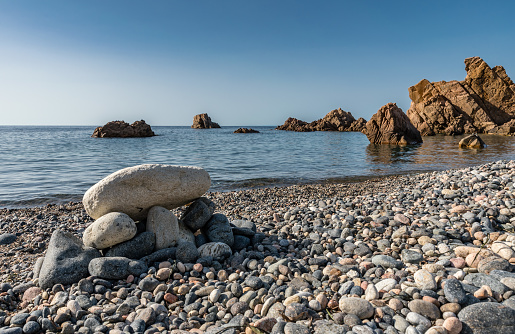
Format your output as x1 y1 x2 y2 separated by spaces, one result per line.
2 159 515 333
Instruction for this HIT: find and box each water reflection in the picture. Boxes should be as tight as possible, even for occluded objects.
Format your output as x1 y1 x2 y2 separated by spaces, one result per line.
366 144 421 164
366 134 515 174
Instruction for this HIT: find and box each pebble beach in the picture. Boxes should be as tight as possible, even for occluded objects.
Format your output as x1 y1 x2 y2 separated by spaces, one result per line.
2 160 515 334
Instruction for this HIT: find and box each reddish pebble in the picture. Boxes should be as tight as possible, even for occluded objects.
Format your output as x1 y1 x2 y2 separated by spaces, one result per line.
360 261 374 270
422 295 440 307
326 299 338 309
449 258 465 269
163 293 178 304
193 263 203 272
126 275 134 283
159 261 172 269
443 317 462 334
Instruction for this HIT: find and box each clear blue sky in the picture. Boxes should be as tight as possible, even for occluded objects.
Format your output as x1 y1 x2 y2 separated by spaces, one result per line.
1 1 514 126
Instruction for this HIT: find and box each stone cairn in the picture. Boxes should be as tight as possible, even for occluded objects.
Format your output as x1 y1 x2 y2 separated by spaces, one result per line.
34 164 261 291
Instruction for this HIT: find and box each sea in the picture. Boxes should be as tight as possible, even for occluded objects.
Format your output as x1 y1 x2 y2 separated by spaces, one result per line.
1 125 515 209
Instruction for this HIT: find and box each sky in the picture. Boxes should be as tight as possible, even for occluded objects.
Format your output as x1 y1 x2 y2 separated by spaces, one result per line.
1 1 515 126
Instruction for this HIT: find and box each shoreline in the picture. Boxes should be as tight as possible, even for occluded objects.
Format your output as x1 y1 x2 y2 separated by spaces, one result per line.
1 160 515 333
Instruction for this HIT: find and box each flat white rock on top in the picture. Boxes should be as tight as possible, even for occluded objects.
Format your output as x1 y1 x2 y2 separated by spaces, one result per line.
83 164 211 220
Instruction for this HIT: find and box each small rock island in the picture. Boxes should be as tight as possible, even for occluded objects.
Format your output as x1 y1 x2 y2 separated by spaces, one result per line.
192 113 221 129
234 128 259 133
91 120 156 138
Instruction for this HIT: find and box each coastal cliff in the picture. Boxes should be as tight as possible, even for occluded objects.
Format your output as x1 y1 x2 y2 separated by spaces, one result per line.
407 57 515 136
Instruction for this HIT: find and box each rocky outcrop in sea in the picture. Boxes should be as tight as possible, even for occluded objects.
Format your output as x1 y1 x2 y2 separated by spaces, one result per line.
234 128 259 134
276 108 366 132
192 114 221 129
91 120 156 138
364 103 423 145
407 57 515 136
2 160 515 333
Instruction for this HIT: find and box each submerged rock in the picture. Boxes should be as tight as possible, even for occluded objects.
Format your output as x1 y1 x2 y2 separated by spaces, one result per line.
459 133 486 148
234 128 260 133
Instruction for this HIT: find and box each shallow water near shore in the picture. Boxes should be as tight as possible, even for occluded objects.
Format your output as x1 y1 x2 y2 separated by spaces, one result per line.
1 125 515 208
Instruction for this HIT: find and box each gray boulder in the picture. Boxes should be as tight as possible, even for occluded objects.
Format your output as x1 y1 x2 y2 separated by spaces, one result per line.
181 197 215 231
203 214 234 247
83 164 211 221
176 241 199 263
38 230 101 289
105 231 155 259
88 257 147 280
198 242 232 259
0 233 17 245
459 302 515 334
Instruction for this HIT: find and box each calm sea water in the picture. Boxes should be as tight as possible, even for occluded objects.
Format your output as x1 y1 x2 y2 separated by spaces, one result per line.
1 126 515 208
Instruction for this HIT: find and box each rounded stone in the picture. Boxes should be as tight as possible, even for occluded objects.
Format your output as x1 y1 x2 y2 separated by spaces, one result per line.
459 302 515 333
83 212 137 249
414 269 437 291
105 231 155 259
175 241 199 263
198 242 232 259
443 279 467 304
443 317 462 334
202 214 234 247
180 197 215 231
408 299 441 320
83 164 211 220
338 297 374 319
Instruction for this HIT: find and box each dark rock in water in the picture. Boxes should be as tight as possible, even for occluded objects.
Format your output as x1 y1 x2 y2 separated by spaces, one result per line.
459 302 515 334
459 134 486 148
38 230 101 289
91 120 155 138
192 113 221 129
276 108 366 132
232 235 251 251
104 231 155 259
203 214 234 247
175 241 199 263
88 257 147 280
444 278 467 304
0 233 17 245
364 102 423 145
234 128 260 133
181 197 215 231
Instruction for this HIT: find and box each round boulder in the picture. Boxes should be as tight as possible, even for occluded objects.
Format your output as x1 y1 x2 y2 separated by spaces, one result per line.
198 242 232 259
203 214 234 247
338 297 374 319
83 164 211 220
83 212 137 249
